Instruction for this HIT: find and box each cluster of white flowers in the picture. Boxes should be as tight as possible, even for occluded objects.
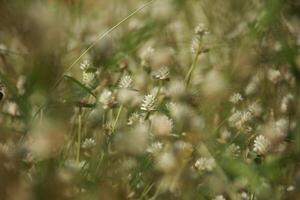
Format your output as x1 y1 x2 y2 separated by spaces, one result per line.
140 94 156 111
229 93 243 104
195 157 216 171
119 75 133 89
81 138 96 149
99 89 115 109
253 135 271 155
228 110 253 130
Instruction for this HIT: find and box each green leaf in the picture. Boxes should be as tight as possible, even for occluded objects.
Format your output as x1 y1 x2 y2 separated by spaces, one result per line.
63 75 97 98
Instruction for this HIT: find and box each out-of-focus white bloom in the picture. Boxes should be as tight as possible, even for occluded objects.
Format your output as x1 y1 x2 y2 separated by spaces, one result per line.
280 94 294 113
167 79 185 98
141 94 156 111
3 101 20 116
248 101 262 117
225 144 241 158
17 75 26 95
156 151 176 172
151 114 173 136
81 138 96 149
229 93 243 104
190 36 201 54
202 70 228 98
245 74 260 95
239 192 250 200
115 123 149 155
65 159 87 171
117 89 140 106
119 75 133 89
267 69 281 84
286 185 295 192
219 129 232 142
228 110 253 130
153 66 169 80
253 135 271 155
147 141 164 154
127 112 144 125
80 60 91 71
140 46 154 66
194 157 216 171
213 195 226 200
275 118 289 136
99 89 115 109
194 23 209 36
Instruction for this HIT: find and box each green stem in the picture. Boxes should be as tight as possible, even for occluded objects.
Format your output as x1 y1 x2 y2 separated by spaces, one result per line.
76 107 82 163
112 105 123 132
185 51 201 87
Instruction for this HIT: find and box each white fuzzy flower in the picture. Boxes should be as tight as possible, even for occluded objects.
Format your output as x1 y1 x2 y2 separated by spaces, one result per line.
99 89 115 109
80 60 91 71
253 135 271 155
82 71 97 88
119 75 133 89
151 114 173 136
141 94 156 111
245 74 260 95
229 93 243 104
195 157 216 171
153 66 169 80
267 69 281 84
140 47 154 66
82 138 96 149
213 195 226 200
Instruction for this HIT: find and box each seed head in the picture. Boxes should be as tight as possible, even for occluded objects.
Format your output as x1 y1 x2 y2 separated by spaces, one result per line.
141 94 156 111
253 135 271 155
119 75 133 89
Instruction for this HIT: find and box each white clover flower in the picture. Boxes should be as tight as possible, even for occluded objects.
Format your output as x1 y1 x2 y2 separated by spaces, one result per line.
80 60 91 71
213 195 226 200
225 144 241 158
81 138 96 149
127 112 144 125
245 74 260 95
119 75 133 89
253 135 271 155
153 66 169 80
195 157 216 171
82 71 97 88
229 110 253 130
141 94 156 111
99 89 115 109
229 93 243 104
151 114 173 136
